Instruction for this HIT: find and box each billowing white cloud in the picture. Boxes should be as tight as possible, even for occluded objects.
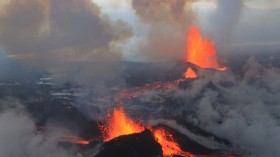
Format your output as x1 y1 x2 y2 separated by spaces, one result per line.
0 101 82 157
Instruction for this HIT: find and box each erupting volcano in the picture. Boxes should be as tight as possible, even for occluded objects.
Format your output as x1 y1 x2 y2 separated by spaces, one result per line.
1 0 277 156
97 107 237 157
98 107 192 157
93 25 234 157
99 107 144 141
184 25 226 78
31 25 236 157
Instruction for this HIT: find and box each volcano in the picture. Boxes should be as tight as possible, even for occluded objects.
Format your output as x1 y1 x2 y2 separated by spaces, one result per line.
0 1 279 156
85 119 239 157
87 25 238 157
1 25 243 157
56 25 238 157
96 129 162 157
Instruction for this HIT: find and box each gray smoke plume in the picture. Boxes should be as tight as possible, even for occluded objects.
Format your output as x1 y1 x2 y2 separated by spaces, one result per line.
207 0 244 46
139 56 280 157
131 0 196 62
0 0 132 86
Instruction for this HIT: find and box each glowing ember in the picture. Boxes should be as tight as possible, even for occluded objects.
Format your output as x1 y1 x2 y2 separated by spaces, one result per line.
99 107 145 141
152 128 196 157
184 68 198 79
184 25 226 78
56 136 89 145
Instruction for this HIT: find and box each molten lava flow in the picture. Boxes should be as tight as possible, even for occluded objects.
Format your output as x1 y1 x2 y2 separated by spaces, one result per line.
152 128 196 157
184 68 198 79
56 136 90 145
99 107 144 141
116 79 183 101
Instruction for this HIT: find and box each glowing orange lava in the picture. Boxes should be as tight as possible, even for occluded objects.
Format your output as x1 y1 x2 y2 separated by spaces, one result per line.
56 136 90 145
186 25 224 70
153 128 196 157
184 68 198 79
99 107 144 141
184 25 226 78
98 108 239 157
116 79 183 101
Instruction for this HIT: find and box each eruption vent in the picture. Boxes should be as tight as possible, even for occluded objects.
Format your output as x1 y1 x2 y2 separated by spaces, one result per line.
99 108 196 157
185 25 226 78
99 108 144 141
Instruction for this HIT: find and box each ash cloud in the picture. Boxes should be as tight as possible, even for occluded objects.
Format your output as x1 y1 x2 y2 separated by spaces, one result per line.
0 0 132 86
131 0 196 62
0 100 82 157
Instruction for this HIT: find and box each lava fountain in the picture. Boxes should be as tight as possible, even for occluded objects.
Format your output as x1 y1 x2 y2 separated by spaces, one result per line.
99 107 196 157
184 25 226 78
99 107 145 141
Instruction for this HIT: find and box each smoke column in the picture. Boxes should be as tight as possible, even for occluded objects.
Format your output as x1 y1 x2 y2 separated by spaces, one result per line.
131 0 195 62
0 0 132 86
207 0 243 47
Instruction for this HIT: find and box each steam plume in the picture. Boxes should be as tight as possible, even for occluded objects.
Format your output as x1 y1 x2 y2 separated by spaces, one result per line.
131 0 196 62
0 100 82 157
207 0 244 46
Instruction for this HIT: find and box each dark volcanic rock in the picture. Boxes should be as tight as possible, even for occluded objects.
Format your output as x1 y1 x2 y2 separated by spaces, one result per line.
96 129 163 157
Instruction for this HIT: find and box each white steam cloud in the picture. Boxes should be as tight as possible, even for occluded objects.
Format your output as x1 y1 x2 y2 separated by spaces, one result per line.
0 0 132 86
206 0 243 46
0 100 83 157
